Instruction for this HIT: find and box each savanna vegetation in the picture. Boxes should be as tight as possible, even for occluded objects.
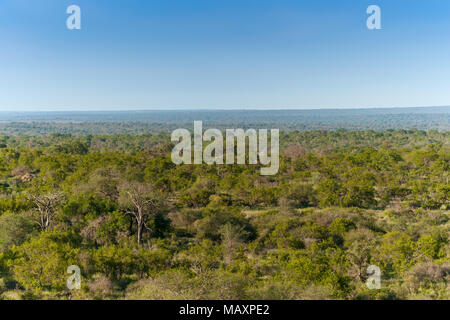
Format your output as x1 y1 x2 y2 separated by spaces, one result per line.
0 129 448 300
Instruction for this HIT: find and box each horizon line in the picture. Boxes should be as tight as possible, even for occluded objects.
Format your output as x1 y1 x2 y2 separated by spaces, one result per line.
0 105 449 113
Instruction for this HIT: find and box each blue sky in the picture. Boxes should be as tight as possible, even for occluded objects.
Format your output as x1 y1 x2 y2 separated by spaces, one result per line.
0 0 449 110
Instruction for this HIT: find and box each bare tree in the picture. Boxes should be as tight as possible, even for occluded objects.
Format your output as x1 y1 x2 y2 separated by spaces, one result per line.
28 192 64 231
220 223 246 265
118 182 165 246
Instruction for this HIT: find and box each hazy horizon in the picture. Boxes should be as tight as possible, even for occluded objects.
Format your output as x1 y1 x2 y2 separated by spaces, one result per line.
0 107 448 134
0 105 449 113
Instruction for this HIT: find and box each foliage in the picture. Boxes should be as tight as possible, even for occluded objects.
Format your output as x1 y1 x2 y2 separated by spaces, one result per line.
0 129 448 300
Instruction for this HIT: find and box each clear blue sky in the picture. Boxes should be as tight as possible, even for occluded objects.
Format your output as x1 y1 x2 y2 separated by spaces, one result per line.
1 0 449 110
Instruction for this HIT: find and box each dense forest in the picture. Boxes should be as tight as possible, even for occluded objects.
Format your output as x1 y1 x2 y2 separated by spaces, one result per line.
0 128 448 300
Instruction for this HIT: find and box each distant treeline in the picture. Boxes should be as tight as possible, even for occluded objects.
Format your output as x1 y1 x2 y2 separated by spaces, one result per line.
0 107 449 135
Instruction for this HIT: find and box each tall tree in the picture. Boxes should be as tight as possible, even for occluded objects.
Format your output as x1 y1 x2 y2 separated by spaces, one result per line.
28 192 64 231
118 182 165 246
